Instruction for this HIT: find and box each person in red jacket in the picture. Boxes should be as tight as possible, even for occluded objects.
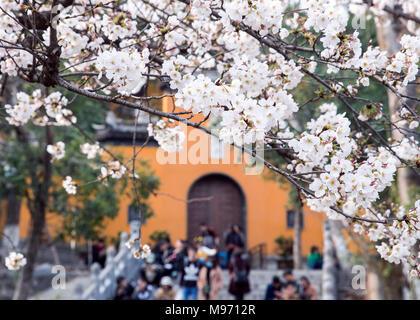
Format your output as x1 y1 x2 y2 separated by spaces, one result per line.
228 250 250 300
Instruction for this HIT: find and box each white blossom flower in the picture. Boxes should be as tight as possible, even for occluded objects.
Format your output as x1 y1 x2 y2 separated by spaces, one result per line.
133 244 151 259
80 143 103 159
5 252 27 271
63 176 77 195
96 48 149 95
148 120 185 153
409 121 419 130
99 161 127 181
47 141 66 162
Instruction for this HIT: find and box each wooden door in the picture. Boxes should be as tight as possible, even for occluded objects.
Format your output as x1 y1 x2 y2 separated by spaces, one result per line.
187 174 245 249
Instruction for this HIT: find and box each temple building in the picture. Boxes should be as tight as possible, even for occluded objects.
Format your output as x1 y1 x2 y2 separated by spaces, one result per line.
16 83 325 256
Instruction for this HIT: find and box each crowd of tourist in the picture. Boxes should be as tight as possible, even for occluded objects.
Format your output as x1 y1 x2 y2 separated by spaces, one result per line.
112 223 320 300
264 270 318 300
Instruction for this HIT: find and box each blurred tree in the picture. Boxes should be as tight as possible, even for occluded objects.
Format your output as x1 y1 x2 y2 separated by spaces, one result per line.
149 230 170 245
0 84 160 299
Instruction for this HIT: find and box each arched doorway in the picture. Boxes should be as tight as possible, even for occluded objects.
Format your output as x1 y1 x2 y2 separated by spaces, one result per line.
187 174 246 249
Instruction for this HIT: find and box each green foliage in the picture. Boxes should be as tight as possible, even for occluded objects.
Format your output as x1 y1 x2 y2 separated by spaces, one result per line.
128 159 160 223
287 187 301 210
134 160 160 197
149 230 170 245
274 235 293 257
0 140 30 197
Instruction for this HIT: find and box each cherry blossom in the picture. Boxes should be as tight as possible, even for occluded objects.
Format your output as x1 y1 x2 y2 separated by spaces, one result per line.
0 0 419 275
147 119 185 153
5 252 27 271
99 161 127 181
96 48 150 96
63 176 77 195
47 141 66 162
80 143 103 159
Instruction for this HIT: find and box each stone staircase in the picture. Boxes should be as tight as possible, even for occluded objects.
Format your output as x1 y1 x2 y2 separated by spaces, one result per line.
218 269 323 300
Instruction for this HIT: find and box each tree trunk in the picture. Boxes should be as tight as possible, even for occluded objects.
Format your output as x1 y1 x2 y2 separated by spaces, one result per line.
13 204 46 300
13 126 53 300
44 225 60 266
1 78 23 258
293 209 302 269
1 192 21 257
366 269 384 300
375 7 411 206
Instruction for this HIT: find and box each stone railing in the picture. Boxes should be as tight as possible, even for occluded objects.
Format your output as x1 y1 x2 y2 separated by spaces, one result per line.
415 280 420 300
322 220 355 300
322 220 338 300
330 221 351 269
81 221 144 300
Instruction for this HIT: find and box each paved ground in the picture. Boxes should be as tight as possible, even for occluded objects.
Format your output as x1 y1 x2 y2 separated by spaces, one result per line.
30 271 90 300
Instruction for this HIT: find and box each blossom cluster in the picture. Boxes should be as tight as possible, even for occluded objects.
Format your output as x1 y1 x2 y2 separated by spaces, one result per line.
288 103 398 216
294 0 420 91
43 23 89 59
223 0 289 37
5 90 43 126
63 176 77 195
80 143 103 159
96 48 150 95
0 9 27 76
394 138 420 163
227 57 270 98
147 119 185 153
5 91 76 127
368 201 420 277
47 141 66 162
287 103 419 269
1 0 420 275
100 14 138 42
125 236 152 259
99 160 127 181
387 35 420 88
163 54 300 146
133 244 151 260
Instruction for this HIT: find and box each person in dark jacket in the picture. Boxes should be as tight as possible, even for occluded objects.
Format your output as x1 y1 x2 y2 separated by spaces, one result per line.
180 246 201 300
165 239 187 280
113 276 134 300
153 238 174 267
132 277 154 300
92 238 106 268
140 254 162 287
200 223 219 249
225 224 244 264
228 250 250 300
265 276 284 300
